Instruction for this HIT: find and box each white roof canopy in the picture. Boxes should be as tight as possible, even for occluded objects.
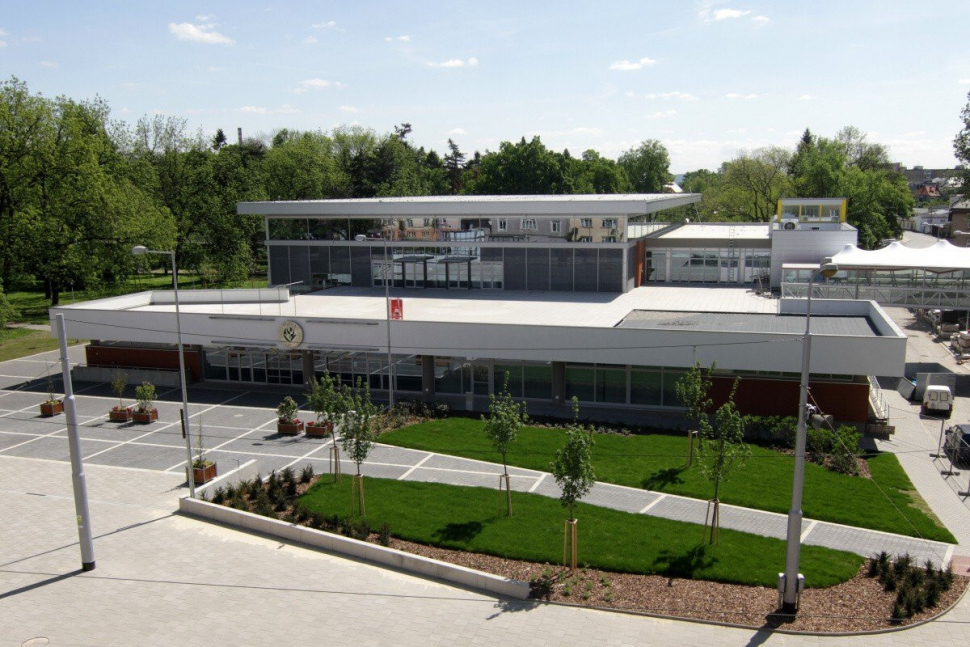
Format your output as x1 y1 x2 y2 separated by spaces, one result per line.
830 240 970 273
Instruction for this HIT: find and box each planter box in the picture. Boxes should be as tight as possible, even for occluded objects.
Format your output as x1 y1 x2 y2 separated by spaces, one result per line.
277 420 304 436
192 463 218 484
132 408 158 424
109 408 133 423
40 401 64 417
305 421 333 437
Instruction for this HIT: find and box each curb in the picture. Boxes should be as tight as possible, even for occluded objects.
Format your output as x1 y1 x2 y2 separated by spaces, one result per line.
178 496 530 600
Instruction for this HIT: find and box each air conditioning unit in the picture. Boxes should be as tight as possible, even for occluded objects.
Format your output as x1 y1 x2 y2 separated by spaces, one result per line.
782 220 798 231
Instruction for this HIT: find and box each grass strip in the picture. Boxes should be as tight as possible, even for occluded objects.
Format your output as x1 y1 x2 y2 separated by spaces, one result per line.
298 476 863 588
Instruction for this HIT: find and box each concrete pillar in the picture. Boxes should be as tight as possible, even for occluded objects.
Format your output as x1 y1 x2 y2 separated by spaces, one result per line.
552 361 566 405
301 350 315 385
421 355 435 399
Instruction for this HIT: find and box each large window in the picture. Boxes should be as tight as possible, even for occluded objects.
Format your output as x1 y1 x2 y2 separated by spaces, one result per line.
493 363 552 400
566 364 685 407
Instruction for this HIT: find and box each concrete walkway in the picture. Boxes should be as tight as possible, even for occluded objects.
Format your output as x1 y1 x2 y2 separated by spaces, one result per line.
3 455 970 647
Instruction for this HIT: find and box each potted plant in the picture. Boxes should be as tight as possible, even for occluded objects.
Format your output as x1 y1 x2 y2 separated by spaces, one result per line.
191 418 217 484
276 395 304 435
108 370 132 422
132 381 158 423
306 372 341 438
40 372 64 417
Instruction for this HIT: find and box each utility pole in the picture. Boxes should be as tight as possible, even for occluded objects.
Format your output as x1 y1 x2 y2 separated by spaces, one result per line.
56 313 95 571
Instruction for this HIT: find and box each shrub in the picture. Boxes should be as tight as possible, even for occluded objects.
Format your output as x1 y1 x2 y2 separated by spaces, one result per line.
300 464 314 484
134 381 156 413
211 487 226 505
276 396 299 423
378 522 391 546
347 518 371 541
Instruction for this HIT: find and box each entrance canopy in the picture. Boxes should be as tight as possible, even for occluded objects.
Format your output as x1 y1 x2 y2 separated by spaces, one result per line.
830 240 970 273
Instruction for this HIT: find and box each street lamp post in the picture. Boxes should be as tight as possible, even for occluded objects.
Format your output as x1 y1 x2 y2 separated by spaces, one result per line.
359 225 395 409
132 245 196 498
781 260 838 613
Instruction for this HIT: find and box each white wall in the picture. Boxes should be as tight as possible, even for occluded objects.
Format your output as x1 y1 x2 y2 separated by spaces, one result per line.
770 227 857 288
53 303 907 377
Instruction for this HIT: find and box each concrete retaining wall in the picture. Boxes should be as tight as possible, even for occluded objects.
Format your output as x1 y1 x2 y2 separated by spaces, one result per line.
179 496 530 600
197 459 260 495
71 365 182 387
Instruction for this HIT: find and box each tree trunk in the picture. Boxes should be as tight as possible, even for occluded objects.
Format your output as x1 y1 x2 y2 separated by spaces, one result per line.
50 282 60 306
44 279 51 299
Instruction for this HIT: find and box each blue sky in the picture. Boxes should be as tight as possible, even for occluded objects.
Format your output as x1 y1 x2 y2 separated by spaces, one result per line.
3 1 970 172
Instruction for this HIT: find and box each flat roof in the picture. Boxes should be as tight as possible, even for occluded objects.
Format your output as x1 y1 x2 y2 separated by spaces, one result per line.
237 194 701 218
618 310 879 336
779 198 847 206
656 223 770 241
121 285 779 328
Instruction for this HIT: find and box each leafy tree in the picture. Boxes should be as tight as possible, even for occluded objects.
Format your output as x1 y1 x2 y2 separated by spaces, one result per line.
720 147 792 222
212 128 228 151
675 362 714 432
550 398 595 570
443 138 466 194
550 398 596 522
953 91 970 191
467 136 568 194
340 379 380 515
617 139 672 193
482 372 529 516
0 283 18 326
306 371 346 425
697 380 749 544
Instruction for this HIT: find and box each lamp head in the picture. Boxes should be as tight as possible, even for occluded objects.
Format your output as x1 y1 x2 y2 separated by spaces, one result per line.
819 260 838 278
131 245 148 256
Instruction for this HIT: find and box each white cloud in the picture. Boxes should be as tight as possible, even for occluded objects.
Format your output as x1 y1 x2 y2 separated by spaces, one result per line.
300 78 332 88
725 92 759 99
168 22 234 45
609 57 657 71
624 91 636 97
647 110 677 118
0 29 6 48
312 20 337 30
959 79 970 86
38 61 58 68
427 57 479 68
385 35 410 42
798 94 815 101
448 128 467 135
196 14 214 21
206 66 223 72
752 15 771 24
712 8 751 20
240 104 301 115
339 105 360 113
644 91 698 100
727 128 747 134
302 36 317 44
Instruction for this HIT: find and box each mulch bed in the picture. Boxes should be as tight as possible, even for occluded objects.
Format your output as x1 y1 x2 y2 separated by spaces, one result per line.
387 539 966 633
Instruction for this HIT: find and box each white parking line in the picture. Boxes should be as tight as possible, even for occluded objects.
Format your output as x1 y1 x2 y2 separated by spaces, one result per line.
528 473 546 492
0 423 67 454
87 390 254 463
639 494 666 514
398 452 435 480
800 519 819 542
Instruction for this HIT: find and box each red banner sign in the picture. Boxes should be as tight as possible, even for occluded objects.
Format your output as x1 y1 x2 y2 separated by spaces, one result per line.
390 298 404 320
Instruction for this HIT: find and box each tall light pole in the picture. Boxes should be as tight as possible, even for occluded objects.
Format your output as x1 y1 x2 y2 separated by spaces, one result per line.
132 245 196 498
782 260 838 612
359 224 395 409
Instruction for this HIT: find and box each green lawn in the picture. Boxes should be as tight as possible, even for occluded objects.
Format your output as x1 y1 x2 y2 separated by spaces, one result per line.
380 418 955 543
7 273 267 324
298 476 863 588
0 328 83 363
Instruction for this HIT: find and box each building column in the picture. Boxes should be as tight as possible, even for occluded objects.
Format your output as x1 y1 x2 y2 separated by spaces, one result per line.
552 361 566 405
301 350 315 385
421 355 435 400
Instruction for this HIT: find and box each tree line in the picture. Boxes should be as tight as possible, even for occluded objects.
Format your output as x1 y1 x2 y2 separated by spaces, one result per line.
682 126 915 249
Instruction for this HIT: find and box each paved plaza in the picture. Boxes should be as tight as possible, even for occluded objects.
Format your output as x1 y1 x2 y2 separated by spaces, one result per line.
2 336 970 643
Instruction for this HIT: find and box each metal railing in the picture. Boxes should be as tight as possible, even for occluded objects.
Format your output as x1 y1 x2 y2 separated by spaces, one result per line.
868 375 888 420
782 282 970 308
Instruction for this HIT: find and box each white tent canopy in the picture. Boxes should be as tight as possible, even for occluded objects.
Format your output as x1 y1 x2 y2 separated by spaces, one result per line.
829 240 970 273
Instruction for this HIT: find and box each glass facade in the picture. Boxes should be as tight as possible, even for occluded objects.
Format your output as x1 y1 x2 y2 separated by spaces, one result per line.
269 243 625 292
267 215 628 244
646 248 771 284
566 364 685 407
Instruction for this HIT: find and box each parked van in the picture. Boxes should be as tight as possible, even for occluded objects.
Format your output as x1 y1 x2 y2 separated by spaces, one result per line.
922 385 953 418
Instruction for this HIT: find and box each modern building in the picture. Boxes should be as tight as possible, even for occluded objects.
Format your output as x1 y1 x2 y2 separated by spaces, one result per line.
52 194 906 424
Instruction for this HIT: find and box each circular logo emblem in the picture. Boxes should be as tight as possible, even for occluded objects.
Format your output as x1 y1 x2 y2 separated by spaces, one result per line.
278 320 304 348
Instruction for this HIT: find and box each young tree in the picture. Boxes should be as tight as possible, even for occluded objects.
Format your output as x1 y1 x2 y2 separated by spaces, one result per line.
306 371 344 427
443 138 466 194
550 398 596 570
697 380 749 544
340 379 379 515
212 128 228 151
953 91 970 191
482 372 529 516
675 362 714 465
